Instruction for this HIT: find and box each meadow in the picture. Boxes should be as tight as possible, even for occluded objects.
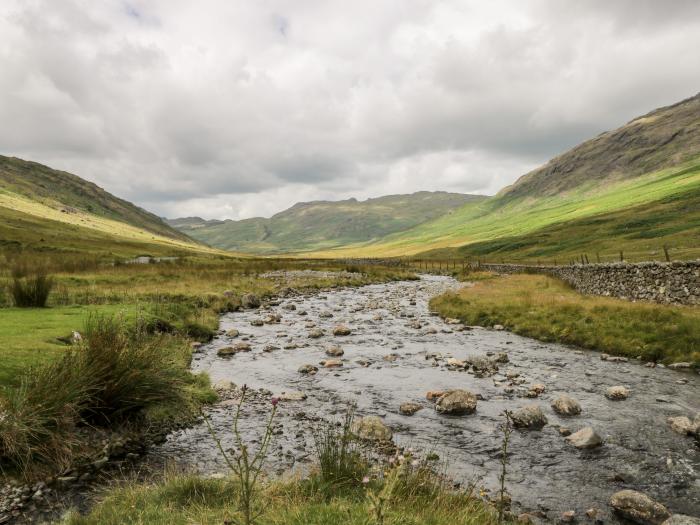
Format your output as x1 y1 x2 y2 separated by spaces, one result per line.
430 272 700 364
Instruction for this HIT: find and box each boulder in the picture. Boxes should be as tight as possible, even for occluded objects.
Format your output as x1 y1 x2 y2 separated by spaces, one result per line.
551 395 582 416
606 386 630 400
298 364 318 375
326 346 344 357
566 427 603 449
399 402 423 416
435 390 478 415
333 325 352 336
353 416 393 441
511 405 548 430
667 362 692 370
609 490 670 525
322 359 343 368
226 329 240 338
241 293 261 309
217 342 251 357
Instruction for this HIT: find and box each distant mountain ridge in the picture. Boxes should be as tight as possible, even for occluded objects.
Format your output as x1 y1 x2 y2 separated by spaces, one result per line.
168 191 485 253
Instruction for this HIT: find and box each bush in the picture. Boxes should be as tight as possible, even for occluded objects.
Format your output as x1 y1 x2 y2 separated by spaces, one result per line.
312 407 367 489
0 314 196 477
10 264 54 307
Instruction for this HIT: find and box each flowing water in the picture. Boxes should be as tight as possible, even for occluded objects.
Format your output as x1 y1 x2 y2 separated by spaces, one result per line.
151 275 700 521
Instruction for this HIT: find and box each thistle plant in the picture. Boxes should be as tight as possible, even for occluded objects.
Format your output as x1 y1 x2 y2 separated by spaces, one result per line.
203 384 278 525
497 410 513 525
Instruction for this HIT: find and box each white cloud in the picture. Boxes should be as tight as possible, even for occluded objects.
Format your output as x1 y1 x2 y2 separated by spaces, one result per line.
1 0 699 219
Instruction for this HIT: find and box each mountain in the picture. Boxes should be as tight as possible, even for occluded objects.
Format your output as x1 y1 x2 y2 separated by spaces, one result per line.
0 155 213 257
307 94 700 261
168 192 485 254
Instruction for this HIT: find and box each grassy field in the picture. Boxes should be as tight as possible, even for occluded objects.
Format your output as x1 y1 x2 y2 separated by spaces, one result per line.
65 473 500 525
430 273 700 364
308 160 700 260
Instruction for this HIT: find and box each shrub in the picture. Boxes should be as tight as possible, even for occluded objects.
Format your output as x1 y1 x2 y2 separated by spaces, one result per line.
10 263 54 307
312 406 367 489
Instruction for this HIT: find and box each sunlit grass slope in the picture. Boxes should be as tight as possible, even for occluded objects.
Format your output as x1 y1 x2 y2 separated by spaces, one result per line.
308 160 700 259
0 190 223 257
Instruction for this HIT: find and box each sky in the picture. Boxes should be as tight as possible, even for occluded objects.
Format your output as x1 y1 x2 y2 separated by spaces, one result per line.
1 1 700 220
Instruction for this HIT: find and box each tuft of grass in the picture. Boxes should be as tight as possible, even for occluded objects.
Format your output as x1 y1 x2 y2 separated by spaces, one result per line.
9 261 54 307
430 274 700 364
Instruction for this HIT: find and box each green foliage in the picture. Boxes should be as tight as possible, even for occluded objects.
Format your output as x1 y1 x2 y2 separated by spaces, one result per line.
8 260 54 307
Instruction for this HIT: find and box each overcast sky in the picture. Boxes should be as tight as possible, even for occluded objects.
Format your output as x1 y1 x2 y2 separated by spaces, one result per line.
1 1 700 220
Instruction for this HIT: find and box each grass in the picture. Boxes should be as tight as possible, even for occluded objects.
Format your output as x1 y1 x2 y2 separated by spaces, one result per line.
64 472 500 525
430 273 700 364
308 160 700 259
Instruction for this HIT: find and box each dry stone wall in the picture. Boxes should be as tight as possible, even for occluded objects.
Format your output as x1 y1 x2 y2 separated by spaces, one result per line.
479 261 700 305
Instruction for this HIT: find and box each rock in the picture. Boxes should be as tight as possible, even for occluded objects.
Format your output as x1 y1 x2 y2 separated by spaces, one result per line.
511 405 548 430
493 324 505 331
409 320 422 329
585 508 601 520
298 364 318 375
213 379 235 391
667 362 692 370
325 346 344 357
250 319 264 326
263 345 279 353
609 490 670 525
278 391 307 402
308 328 324 339
606 386 630 400
506 370 520 380
551 395 582 416
601 353 611 361
226 329 240 338
530 383 546 394
333 325 352 336
493 352 509 363
662 515 700 525
322 359 343 368
561 510 576 523
667 416 696 436
435 390 478 415
319 311 334 318
399 402 423 415
426 390 446 401
241 293 261 309
558 426 572 436
353 416 393 441
518 513 536 524
383 353 399 362
217 342 251 356
446 357 467 368
566 427 603 449
607 356 629 363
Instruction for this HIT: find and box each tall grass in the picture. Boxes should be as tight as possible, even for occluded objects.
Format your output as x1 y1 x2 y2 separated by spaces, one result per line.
0 314 199 478
9 261 54 307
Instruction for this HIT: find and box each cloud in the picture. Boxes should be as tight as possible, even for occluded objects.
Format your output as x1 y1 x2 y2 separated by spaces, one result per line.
1 0 699 219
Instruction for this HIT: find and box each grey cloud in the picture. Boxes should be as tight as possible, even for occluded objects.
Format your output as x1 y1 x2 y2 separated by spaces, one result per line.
1 0 699 219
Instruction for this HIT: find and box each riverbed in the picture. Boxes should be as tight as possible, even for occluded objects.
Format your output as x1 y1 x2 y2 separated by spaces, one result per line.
151 275 700 521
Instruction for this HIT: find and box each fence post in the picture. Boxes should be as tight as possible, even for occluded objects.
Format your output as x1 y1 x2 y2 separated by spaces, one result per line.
663 245 671 262
619 251 624 262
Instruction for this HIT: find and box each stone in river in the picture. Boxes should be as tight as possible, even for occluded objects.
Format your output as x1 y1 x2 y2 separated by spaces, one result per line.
308 328 324 339
426 390 447 401
511 405 548 430
662 516 700 525
298 364 318 375
333 325 352 336
278 391 307 402
667 416 697 436
566 427 603 449
399 402 423 416
353 416 393 442
609 490 670 525
551 395 582 416
325 345 344 357
435 390 478 415
321 359 343 368
226 329 240 338
606 386 630 400
241 293 260 309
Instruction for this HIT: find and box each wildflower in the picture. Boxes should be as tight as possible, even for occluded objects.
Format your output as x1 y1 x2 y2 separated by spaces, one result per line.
271 397 279 407
362 476 370 484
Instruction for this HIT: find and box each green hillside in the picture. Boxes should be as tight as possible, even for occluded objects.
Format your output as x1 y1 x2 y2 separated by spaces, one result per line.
0 155 191 242
168 192 484 254
0 156 220 257
308 95 700 260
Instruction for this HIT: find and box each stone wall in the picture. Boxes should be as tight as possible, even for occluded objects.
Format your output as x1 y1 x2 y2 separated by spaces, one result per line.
478 261 700 305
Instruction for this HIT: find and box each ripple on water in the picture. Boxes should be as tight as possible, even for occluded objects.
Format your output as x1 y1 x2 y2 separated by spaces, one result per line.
150 275 700 521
